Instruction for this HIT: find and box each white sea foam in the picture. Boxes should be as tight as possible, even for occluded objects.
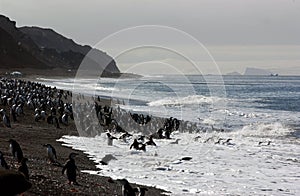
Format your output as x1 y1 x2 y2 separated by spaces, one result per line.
239 122 293 138
53 82 75 87
58 125 300 195
40 79 117 94
78 83 116 92
147 95 224 107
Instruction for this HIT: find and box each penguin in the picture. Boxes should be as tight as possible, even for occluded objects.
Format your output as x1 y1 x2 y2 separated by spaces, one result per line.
119 132 132 142
137 135 146 143
0 170 32 195
34 113 41 122
47 115 54 124
61 113 69 125
43 144 59 164
139 143 146 151
8 139 24 163
258 141 271 146
130 139 146 151
16 104 24 116
18 158 29 180
115 178 136 196
53 117 61 129
156 128 164 139
204 136 214 143
194 135 201 141
50 107 56 116
214 138 224 144
10 104 17 122
164 129 171 139
106 132 117 146
181 157 192 161
40 110 47 120
62 153 79 185
130 139 140 150
135 187 148 196
1 111 11 128
145 135 156 146
223 138 233 145
0 151 9 170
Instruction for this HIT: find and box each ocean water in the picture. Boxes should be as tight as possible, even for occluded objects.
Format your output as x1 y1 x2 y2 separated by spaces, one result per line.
40 75 300 195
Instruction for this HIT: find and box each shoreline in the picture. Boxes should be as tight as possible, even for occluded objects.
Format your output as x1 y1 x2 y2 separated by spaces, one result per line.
2 74 300 195
0 76 167 195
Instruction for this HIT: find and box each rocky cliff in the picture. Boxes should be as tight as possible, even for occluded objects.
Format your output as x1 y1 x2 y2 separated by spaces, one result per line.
0 27 47 69
0 15 120 76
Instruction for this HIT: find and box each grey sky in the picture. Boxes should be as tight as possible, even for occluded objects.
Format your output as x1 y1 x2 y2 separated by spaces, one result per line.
1 0 300 75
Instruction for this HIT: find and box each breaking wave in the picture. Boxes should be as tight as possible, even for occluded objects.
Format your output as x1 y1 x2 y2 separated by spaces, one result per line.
147 95 225 107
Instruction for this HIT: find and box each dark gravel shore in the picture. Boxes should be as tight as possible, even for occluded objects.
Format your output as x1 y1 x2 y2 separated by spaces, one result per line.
0 101 168 195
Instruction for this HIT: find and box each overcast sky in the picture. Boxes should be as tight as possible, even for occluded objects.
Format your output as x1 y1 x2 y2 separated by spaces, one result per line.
1 0 300 75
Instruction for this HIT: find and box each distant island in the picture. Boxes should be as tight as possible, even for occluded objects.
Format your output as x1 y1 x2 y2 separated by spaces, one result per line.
226 67 277 76
0 15 125 78
243 67 272 76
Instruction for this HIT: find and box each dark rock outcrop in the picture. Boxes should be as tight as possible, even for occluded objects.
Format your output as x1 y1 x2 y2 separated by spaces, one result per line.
0 15 120 76
0 26 47 69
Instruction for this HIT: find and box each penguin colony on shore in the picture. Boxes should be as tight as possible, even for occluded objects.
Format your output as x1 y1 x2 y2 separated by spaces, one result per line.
0 78 160 195
0 78 77 194
0 78 73 130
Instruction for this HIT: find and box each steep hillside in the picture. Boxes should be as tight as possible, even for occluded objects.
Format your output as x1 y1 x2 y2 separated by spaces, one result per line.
20 26 120 74
0 15 120 76
0 27 47 69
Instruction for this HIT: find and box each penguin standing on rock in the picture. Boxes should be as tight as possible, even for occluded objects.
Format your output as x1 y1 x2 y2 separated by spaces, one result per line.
8 139 23 163
0 109 11 128
0 151 9 170
43 144 59 164
62 153 80 185
18 158 29 180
